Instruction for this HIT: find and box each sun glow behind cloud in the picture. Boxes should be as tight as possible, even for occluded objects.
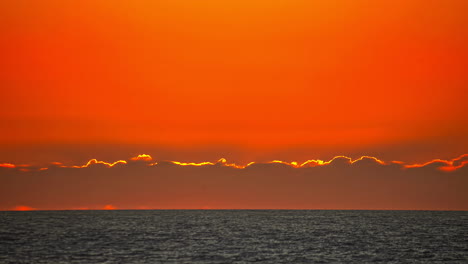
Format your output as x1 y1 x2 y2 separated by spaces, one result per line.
1 154 466 172
1 153 467 211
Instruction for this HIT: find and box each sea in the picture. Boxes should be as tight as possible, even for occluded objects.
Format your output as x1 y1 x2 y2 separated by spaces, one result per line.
0 210 467 263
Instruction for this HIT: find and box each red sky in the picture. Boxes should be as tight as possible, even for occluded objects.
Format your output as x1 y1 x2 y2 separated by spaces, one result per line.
0 1 467 210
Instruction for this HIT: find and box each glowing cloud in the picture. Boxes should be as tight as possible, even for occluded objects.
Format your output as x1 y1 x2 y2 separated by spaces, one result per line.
1 155 467 172
0 163 15 168
130 154 153 161
403 154 468 172
1 153 467 211
66 159 127 168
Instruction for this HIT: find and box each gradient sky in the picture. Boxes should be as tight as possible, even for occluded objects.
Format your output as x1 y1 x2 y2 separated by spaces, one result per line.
0 1 467 210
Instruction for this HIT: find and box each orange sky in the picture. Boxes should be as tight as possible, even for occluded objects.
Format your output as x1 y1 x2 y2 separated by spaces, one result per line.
0 1 467 210
1 0 467 162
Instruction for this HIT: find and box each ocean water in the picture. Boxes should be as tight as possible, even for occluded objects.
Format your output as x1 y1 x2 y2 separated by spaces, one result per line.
0 210 467 263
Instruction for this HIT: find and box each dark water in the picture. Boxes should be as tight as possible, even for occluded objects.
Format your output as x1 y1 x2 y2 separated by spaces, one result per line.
0 210 467 263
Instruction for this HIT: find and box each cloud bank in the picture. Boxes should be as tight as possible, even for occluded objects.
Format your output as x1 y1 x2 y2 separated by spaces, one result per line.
1 155 467 210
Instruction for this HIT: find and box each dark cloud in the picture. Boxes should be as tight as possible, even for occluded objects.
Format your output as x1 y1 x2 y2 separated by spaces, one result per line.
0 155 466 210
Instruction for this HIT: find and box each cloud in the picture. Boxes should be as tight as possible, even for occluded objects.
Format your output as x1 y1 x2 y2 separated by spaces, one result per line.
130 154 153 161
5 154 463 171
0 154 467 210
403 154 468 172
0 163 16 168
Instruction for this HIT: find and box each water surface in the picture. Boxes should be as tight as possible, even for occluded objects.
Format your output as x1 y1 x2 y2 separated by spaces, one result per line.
0 210 467 263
